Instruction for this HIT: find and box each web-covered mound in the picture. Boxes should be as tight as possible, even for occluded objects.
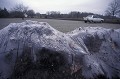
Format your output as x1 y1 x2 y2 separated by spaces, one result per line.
0 20 120 79
0 20 86 79
68 27 120 78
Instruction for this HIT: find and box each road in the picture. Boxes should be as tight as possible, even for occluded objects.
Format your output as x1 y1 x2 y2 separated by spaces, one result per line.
0 18 120 33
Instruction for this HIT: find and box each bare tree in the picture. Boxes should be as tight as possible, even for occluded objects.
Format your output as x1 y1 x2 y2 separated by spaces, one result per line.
46 11 61 18
69 11 80 18
106 0 120 16
11 4 28 13
10 4 28 18
26 10 35 18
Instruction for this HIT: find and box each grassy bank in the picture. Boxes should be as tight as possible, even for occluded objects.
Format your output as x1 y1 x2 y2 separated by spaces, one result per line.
56 18 120 24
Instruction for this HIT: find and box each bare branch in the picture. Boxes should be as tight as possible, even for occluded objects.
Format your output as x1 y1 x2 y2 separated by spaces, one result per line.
11 4 28 13
105 0 120 16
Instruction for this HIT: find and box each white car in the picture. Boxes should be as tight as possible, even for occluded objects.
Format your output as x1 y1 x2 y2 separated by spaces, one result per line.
83 15 104 23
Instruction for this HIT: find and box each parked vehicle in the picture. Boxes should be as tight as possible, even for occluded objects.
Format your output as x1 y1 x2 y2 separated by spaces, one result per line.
83 15 104 23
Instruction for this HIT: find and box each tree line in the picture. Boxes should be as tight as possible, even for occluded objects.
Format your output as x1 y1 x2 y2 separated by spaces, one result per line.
0 4 37 18
0 5 98 19
0 0 120 19
0 7 109 19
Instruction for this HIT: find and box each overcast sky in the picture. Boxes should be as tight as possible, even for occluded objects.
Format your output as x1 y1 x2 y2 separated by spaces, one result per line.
0 0 113 14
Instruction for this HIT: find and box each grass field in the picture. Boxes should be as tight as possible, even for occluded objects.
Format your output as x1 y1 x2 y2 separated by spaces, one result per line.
0 18 120 33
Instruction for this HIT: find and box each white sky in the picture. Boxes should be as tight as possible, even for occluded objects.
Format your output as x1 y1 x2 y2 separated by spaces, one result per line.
0 0 113 14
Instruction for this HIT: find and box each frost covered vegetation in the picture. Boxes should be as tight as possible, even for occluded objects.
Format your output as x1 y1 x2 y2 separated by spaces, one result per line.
0 20 120 79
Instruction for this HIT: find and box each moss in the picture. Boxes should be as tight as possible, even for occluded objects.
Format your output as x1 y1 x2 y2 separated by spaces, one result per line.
10 47 110 79
10 47 33 79
10 47 72 79
36 47 67 71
